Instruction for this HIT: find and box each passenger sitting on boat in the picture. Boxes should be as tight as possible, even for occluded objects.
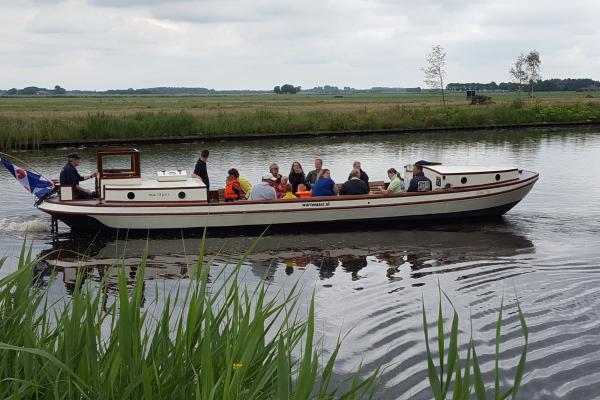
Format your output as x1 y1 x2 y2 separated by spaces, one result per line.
276 176 289 198
59 153 97 199
192 149 210 191
227 168 252 198
224 174 243 202
306 158 323 185
282 183 297 199
269 163 283 184
340 168 368 195
289 161 311 192
348 160 369 187
407 164 432 192
311 169 338 197
248 173 277 200
296 184 311 198
383 168 405 194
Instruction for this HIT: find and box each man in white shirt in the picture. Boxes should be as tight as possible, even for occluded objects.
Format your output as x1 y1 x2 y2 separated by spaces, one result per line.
248 173 277 200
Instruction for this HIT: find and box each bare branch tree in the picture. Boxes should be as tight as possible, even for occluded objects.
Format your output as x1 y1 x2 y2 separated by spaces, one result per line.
509 53 528 94
510 50 542 97
525 50 541 97
422 45 447 106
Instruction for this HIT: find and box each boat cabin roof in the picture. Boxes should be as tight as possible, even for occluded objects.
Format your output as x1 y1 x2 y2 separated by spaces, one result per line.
423 165 518 175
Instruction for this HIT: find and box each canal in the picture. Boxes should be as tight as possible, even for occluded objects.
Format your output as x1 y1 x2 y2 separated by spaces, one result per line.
1 128 599 399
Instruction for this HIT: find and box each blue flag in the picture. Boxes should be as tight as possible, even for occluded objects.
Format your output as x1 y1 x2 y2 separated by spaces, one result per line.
0 157 55 199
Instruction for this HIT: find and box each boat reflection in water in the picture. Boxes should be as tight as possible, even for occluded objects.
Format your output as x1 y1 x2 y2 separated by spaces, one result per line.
36 222 535 297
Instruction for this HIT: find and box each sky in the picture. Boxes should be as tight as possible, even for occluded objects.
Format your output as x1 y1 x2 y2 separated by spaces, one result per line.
1 0 599 90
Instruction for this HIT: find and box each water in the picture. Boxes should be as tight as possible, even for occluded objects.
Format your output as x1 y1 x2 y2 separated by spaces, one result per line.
1 129 600 399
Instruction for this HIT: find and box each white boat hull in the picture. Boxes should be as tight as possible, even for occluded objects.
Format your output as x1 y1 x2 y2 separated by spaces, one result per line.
38 171 538 232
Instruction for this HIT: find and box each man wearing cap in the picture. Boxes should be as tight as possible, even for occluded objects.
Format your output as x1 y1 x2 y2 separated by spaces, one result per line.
407 163 432 192
59 153 97 199
248 173 277 200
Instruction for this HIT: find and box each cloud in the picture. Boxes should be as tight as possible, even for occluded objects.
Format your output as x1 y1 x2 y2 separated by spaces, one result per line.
0 0 599 89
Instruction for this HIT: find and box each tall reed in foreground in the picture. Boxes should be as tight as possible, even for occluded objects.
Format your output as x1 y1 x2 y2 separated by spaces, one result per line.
0 241 379 399
422 288 528 400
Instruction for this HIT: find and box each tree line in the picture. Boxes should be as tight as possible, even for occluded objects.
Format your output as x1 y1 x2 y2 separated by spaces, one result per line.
4 85 66 95
446 78 600 92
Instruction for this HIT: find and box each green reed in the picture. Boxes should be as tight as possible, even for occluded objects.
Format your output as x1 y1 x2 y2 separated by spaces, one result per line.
2 100 600 149
0 240 379 399
422 287 528 400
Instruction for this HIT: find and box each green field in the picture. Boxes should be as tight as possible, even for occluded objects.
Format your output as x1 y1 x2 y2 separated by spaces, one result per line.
1 91 600 149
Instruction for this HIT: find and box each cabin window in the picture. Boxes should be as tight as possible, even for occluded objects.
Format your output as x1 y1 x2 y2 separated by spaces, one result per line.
97 150 141 180
101 155 133 174
495 174 501 181
461 177 468 184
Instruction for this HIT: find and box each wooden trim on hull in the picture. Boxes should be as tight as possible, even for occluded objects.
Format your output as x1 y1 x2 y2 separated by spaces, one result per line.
53 200 522 233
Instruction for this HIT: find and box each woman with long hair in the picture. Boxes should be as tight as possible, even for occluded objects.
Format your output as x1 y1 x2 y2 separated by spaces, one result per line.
383 167 405 194
288 161 310 193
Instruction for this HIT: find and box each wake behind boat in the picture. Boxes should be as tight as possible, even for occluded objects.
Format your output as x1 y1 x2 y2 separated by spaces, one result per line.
26 148 539 232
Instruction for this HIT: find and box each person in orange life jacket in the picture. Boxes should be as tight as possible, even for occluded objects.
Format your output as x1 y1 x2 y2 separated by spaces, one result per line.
275 176 289 198
228 168 252 197
295 183 311 198
224 174 243 202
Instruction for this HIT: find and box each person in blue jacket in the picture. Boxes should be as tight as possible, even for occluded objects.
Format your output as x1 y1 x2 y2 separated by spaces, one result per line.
407 163 432 192
311 169 339 197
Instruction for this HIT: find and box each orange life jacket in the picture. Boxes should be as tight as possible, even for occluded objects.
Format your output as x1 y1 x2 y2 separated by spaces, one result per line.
224 179 241 200
296 190 311 198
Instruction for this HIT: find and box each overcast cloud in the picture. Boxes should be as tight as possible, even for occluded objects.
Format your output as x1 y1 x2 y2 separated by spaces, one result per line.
1 0 599 89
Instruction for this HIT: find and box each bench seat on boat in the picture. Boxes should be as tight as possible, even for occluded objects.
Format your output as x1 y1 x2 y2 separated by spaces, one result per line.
209 180 386 202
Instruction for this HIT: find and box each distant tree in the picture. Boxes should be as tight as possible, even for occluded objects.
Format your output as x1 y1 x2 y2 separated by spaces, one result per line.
7 88 18 95
273 85 282 94
510 51 541 96
21 86 41 95
509 53 528 94
53 85 66 95
524 50 542 97
422 45 447 106
280 84 301 94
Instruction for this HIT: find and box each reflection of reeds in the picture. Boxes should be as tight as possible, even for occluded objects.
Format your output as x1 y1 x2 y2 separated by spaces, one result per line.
0 241 379 399
2 98 600 150
422 287 528 400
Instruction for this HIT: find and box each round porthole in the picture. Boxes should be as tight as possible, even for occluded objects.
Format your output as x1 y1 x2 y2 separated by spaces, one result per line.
460 177 468 184
178 191 186 199
127 192 135 200
495 174 501 181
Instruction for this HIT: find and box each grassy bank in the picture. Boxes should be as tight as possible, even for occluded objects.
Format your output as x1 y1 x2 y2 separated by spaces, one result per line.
2 93 600 150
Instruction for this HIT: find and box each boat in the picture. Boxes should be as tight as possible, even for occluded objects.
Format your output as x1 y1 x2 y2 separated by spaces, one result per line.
36 148 539 232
